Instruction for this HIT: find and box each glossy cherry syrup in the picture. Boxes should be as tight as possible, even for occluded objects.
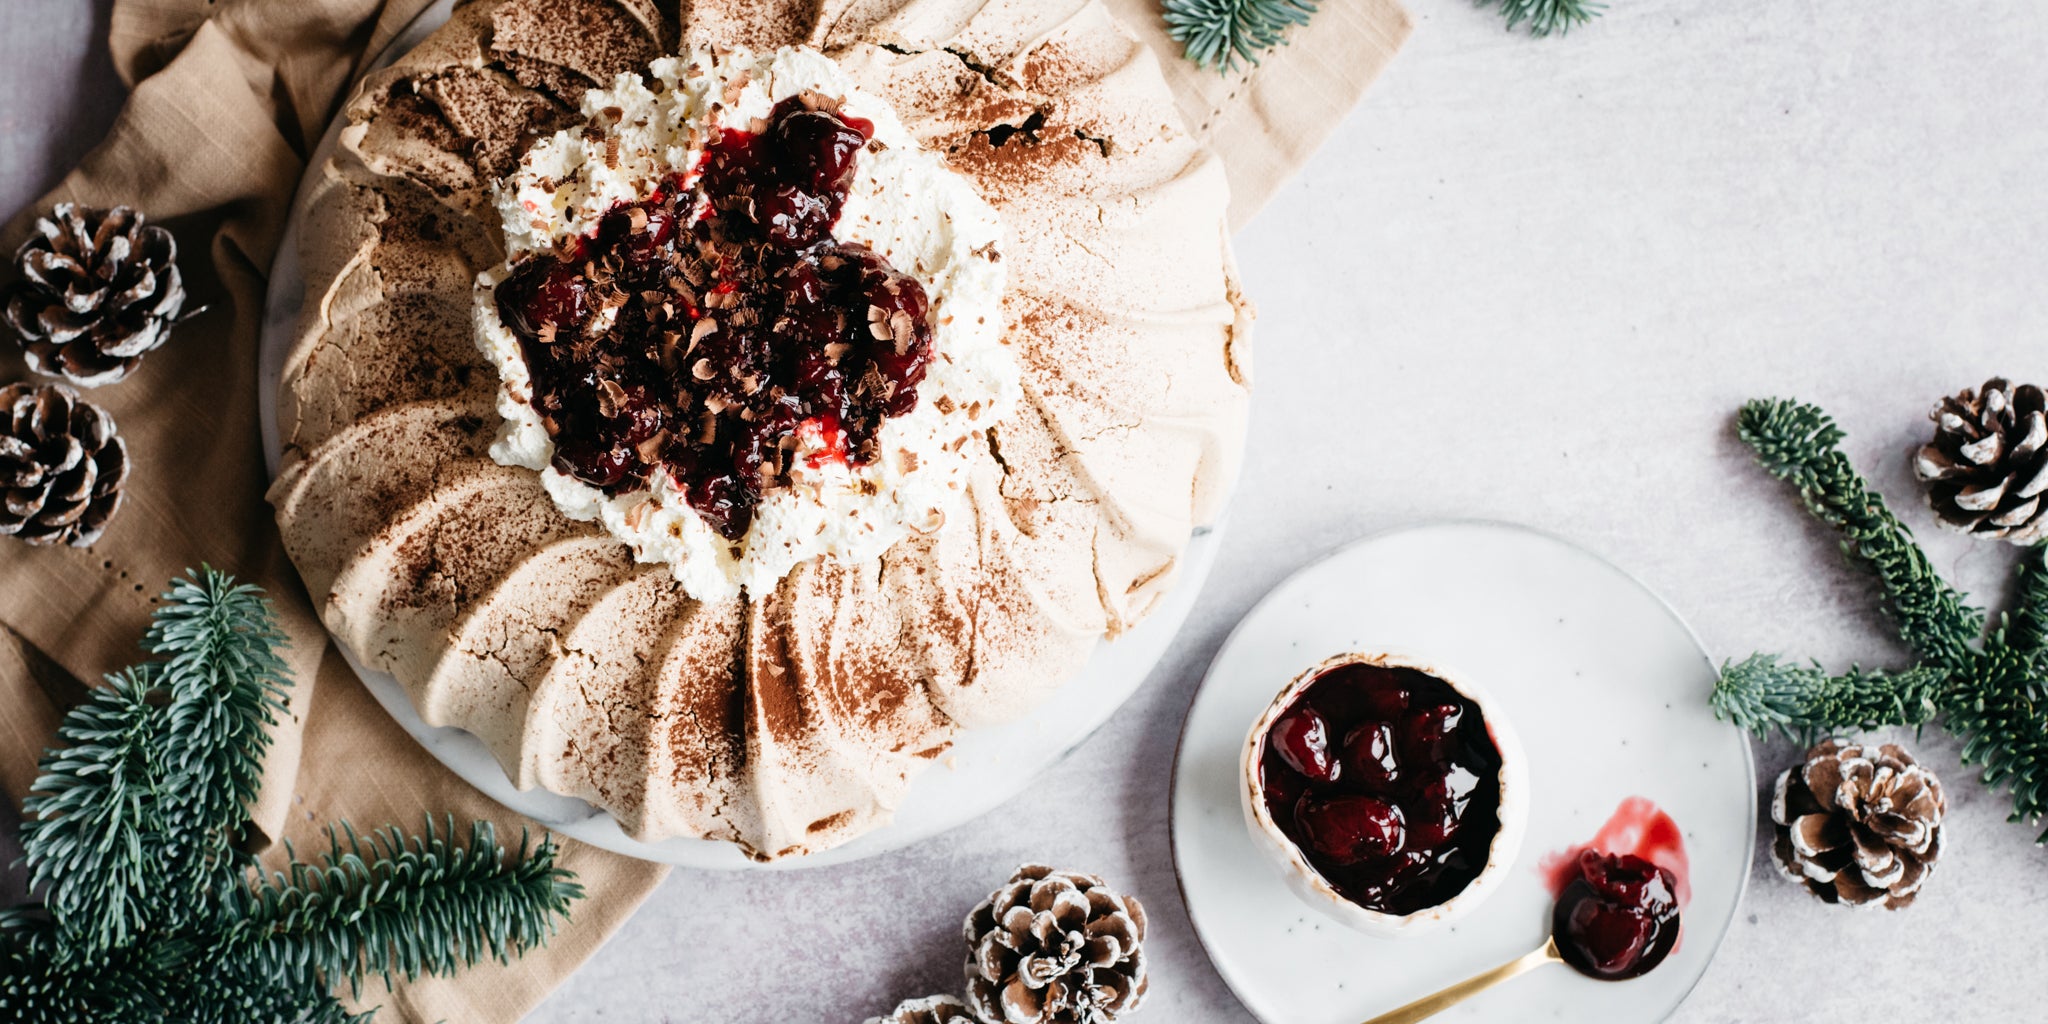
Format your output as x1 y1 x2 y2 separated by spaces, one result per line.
1551 852 1680 980
1541 797 1689 981
495 97 931 539
1258 662 1504 916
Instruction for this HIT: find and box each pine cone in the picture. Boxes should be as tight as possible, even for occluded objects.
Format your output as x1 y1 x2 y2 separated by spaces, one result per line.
963 865 1147 1024
0 382 130 547
1913 377 2048 542
4 203 191 387
1771 739 1944 910
864 995 980 1024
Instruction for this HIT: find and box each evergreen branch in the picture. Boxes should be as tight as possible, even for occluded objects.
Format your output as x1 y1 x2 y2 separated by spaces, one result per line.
0 917 178 1023
1478 0 1605 37
2008 542 2048 663
148 569 292 925
233 819 582 994
0 919 358 1024
6 571 579 1018
1711 654 1943 742
17 666 164 956
1163 0 1316 72
1737 399 1984 669
1943 634 2048 839
159 948 362 1024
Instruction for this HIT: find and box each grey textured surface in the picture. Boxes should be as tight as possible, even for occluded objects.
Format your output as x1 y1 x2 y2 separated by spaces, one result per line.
6 1 2048 1021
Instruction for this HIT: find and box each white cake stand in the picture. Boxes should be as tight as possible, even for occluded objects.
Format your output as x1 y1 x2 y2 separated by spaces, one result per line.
257 0 1226 869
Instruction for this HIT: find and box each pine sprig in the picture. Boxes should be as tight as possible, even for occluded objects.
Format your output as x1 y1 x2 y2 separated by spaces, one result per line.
1719 398 2048 841
2 570 582 1020
1736 399 1982 670
2008 544 2048 662
1712 655 1942 742
236 819 582 995
1943 632 2048 836
1163 0 1317 72
18 666 164 956
0 916 182 1023
148 569 291 924
163 948 363 1024
1479 0 1606 37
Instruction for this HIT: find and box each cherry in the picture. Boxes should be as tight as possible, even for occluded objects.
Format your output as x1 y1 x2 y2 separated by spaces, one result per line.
1341 721 1400 789
1297 795 1405 865
757 184 832 248
862 271 933 416
773 108 869 192
776 260 827 309
1358 681 1411 720
624 207 679 263
1399 702 1464 764
1270 705 1340 784
802 420 851 468
1580 850 1677 913
686 472 750 538
1408 765 1478 849
1552 852 1680 981
498 262 588 341
1563 899 1654 975
554 442 635 488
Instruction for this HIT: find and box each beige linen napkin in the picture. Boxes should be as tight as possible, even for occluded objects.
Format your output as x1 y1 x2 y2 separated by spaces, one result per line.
0 0 1407 1019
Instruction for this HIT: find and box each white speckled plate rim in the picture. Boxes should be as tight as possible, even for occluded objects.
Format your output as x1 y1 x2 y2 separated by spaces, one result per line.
257 0 1227 869
1170 521 1756 1022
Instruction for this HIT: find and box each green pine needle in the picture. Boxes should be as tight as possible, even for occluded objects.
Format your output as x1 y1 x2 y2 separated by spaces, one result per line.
3 570 582 1021
1711 655 1941 742
1736 399 1982 670
18 666 164 956
150 569 292 926
0 920 180 1024
235 819 582 995
1943 632 2048 837
1719 398 2048 844
2008 543 2048 662
1480 0 1606 37
1163 0 1317 72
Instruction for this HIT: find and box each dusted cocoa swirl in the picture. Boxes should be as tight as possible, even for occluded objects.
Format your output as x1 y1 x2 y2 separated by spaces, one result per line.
269 0 1251 860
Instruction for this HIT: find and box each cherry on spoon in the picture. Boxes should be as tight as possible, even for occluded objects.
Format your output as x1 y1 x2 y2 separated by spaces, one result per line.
1358 852 1681 1024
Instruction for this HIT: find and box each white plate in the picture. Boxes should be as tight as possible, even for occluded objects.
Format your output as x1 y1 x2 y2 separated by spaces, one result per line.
257 0 1226 868
1171 521 1754 1022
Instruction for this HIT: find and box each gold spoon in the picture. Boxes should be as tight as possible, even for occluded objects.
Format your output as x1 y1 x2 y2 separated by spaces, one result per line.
1359 855 1682 1024
1357 937 1563 1024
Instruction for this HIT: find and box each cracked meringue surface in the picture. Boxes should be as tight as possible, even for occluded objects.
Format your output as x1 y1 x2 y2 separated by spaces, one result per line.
268 0 1250 860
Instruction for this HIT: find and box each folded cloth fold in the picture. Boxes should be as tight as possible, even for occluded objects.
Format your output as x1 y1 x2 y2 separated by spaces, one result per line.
0 0 1406 1019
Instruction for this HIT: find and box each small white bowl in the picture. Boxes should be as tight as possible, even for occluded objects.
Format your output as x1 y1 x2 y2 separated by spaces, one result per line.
1240 650 1529 937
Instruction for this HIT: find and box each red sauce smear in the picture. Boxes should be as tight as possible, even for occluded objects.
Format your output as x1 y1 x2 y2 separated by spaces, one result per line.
1541 795 1690 907
1541 796 1690 980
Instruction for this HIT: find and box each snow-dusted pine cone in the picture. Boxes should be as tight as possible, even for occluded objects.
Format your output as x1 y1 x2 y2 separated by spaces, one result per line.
4 203 191 387
963 865 1147 1024
863 995 980 1024
0 382 129 547
1771 739 1944 910
1914 377 2048 542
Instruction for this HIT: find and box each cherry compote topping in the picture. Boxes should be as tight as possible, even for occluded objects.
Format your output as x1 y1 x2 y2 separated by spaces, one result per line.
494 96 931 540
1551 851 1680 980
1259 662 1504 916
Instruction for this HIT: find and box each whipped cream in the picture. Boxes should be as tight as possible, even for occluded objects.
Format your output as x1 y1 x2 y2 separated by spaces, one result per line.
474 46 1013 602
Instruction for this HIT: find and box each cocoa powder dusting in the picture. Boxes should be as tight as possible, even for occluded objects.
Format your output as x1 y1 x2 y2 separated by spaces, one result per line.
282 0 1237 861
489 0 661 86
